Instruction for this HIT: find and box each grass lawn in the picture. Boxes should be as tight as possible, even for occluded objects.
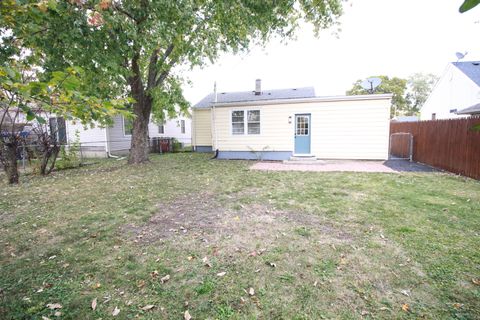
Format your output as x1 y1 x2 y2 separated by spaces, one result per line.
1 153 479 319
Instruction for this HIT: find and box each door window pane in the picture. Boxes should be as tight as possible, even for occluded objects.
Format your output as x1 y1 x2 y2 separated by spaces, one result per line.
296 116 309 135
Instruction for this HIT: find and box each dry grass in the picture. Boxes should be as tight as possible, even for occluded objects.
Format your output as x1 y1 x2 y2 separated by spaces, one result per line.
1 153 479 319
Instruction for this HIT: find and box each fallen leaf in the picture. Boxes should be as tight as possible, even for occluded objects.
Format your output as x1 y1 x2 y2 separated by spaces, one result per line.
400 289 410 297
93 282 101 289
453 303 463 309
202 257 212 268
46 303 62 310
217 272 226 277
401 304 409 312
248 287 255 296
184 310 192 320
41 317 51 320
160 274 170 283
151 270 159 278
91 298 97 311
472 278 480 286
112 306 120 316
141 304 155 311
137 280 146 288
54 311 62 317
313 281 318 287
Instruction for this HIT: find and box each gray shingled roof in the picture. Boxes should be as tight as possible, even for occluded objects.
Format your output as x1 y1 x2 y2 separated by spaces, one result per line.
457 103 480 115
453 61 480 87
194 87 316 108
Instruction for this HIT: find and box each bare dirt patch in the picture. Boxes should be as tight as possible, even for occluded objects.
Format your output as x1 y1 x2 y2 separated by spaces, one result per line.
122 192 354 250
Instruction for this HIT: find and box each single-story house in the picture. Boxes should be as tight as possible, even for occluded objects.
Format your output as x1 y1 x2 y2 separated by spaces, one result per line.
192 80 392 160
1 109 191 157
457 103 480 116
60 115 191 157
420 61 480 120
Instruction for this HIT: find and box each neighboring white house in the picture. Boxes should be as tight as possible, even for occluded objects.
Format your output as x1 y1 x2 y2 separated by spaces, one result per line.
420 61 480 120
60 115 191 157
192 80 392 160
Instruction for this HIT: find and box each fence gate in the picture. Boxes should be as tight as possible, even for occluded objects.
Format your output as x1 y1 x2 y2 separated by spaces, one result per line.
389 132 413 161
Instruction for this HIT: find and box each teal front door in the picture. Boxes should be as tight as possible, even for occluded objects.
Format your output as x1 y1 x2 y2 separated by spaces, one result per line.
294 114 311 154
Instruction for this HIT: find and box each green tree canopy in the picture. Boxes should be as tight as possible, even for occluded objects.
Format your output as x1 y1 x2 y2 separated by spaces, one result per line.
406 73 439 114
346 76 409 117
346 73 438 118
2 0 344 163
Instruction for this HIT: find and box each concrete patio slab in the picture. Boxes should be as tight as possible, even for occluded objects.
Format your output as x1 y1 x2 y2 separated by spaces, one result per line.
250 159 438 173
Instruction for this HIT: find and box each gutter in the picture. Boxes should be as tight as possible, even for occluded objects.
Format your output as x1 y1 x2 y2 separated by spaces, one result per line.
194 93 394 109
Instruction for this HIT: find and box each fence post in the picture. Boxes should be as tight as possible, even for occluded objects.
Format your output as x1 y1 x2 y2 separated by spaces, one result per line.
409 135 413 162
22 144 26 170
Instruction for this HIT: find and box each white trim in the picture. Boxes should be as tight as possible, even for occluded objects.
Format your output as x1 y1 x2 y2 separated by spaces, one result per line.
230 108 261 136
197 94 393 109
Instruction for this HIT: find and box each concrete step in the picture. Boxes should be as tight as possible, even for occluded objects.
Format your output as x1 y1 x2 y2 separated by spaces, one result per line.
288 155 317 161
283 156 326 165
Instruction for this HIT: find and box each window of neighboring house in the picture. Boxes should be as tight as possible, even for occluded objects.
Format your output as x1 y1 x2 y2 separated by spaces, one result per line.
231 110 260 135
232 110 245 135
431 113 436 120
158 124 164 134
180 120 185 134
123 116 133 136
49 117 67 144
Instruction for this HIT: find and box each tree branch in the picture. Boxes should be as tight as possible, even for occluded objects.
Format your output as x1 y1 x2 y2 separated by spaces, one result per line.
147 48 160 90
112 4 138 22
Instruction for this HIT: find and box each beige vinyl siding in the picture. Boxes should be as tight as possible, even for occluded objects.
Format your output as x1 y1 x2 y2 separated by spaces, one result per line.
212 98 390 160
193 109 212 146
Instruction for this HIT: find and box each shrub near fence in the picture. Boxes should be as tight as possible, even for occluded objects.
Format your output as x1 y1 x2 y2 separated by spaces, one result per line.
390 117 480 180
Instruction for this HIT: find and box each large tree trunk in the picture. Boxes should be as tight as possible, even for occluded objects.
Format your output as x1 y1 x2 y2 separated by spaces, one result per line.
128 53 153 164
128 100 151 164
1 142 19 184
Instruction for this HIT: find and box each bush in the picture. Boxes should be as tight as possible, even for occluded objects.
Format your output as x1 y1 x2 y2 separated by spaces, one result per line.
172 138 182 153
56 131 81 170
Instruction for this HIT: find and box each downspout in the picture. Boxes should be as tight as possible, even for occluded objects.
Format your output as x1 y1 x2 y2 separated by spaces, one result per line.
212 81 219 156
104 126 120 159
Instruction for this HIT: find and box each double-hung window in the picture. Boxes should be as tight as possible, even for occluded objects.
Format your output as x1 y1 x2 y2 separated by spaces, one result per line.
232 111 245 135
231 110 260 135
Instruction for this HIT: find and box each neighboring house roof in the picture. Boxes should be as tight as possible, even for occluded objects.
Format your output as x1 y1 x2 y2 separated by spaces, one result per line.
457 103 480 115
452 61 480 87
194 86 316 108
392 116 419 122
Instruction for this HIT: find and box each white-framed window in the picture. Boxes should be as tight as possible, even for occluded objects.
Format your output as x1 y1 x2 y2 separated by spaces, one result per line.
180 119 185 134
158 124 164 134
123 116 133 136
231 110 260 135
232 110 245 135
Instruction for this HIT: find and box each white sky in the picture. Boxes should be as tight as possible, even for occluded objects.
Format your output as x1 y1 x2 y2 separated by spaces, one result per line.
182 0 480 105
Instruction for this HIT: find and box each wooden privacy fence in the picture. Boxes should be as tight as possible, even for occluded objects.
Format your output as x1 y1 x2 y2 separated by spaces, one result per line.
390 117 480 180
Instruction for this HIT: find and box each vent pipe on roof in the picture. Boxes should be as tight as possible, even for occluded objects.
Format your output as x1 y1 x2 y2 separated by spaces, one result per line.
255 79 261 95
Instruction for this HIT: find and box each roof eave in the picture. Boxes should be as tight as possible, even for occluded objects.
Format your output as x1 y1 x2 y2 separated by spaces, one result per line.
193 94 393 109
